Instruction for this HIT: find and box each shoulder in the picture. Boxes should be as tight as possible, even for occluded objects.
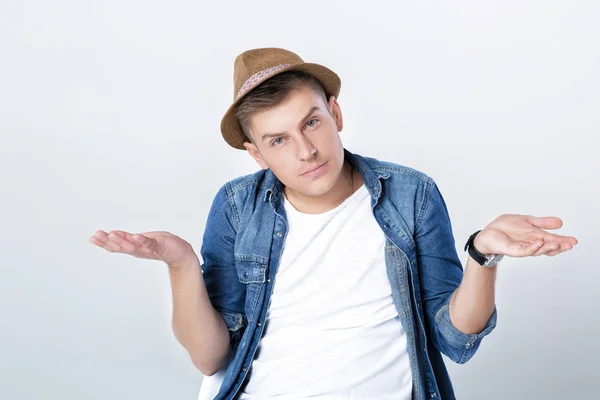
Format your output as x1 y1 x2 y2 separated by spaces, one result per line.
222 169 271 203
211 169 273 221
205 169 268 230
354 152 434 188
225 169 269 192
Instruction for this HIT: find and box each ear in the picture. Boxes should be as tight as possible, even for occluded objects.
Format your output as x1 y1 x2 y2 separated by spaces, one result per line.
244 141 269 170
327 95 344 132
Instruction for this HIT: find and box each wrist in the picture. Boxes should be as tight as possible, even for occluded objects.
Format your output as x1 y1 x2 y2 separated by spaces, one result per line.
465 229 505 268
473 230 493 256
168 253 200 270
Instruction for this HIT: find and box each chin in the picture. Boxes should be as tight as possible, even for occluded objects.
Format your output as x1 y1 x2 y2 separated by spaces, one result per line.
305 177 338 197
283 163 342 197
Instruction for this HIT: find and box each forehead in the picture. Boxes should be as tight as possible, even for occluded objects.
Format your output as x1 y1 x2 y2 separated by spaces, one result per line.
251 86 326 130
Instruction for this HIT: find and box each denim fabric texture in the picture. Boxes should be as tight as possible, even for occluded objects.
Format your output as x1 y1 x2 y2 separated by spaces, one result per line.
201 149 497 400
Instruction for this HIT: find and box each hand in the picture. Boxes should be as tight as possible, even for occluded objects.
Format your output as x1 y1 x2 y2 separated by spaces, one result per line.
474 214 578 258
89 230 198 267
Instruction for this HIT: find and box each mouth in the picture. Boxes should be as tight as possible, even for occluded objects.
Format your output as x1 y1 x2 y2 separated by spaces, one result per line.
300 162 328 177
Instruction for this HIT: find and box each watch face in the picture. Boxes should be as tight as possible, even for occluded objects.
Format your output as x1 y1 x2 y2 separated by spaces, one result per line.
484 254 504 268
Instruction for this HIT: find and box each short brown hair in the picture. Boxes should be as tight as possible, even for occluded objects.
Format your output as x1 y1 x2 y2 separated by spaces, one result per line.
235 70 329 141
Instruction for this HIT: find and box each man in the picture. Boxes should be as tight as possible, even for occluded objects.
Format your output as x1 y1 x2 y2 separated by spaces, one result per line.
89 48 577 399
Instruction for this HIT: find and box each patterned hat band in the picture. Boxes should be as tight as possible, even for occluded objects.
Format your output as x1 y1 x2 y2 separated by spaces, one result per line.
235 63 292 101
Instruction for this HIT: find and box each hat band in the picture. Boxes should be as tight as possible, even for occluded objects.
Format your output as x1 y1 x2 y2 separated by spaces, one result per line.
235 63 292 101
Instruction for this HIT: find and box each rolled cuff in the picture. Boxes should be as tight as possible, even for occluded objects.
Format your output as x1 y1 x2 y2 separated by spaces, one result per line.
218 309 246 353
434 299 497 364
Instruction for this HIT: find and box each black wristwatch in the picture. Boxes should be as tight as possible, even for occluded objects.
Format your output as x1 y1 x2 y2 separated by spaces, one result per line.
464 230 504 268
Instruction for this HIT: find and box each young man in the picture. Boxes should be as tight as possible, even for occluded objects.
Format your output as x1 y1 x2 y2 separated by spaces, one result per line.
89 48 578 399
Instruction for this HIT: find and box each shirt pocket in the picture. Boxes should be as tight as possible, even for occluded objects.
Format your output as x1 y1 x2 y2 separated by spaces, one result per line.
236 260 267 284
235 260 268 323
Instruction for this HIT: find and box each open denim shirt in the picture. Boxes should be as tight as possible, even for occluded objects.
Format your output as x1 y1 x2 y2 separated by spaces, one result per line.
201 149 497 400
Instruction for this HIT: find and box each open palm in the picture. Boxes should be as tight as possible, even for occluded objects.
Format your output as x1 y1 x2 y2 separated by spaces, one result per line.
89 230 197 267
476 214 578 258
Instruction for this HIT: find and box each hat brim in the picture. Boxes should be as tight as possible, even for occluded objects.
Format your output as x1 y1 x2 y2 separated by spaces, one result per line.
220 63 341 150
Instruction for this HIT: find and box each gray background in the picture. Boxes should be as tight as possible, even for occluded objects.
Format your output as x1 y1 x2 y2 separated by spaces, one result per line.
1 1 598 399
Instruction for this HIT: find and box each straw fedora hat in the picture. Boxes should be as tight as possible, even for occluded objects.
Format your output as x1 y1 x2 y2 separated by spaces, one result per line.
220 47 341 150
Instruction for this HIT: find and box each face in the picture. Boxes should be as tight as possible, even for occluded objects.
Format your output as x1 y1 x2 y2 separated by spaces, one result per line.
243 85 345 199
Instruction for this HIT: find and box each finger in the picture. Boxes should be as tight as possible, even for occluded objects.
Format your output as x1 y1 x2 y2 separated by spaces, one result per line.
93 233 123 253
557 241 574 253
539 232 578 246
107 231 141 253
508 240 544 257
110 230 146 245
111 230 141 244
89 236 114 252
545 249 562 256
527 216 563 230
545 242 573 256
130 233 157 250
532 240 561 257
89 231 106 247
118 232 161 258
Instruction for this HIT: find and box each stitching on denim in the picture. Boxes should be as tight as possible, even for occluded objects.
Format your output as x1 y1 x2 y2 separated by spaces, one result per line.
415 177 434 232
225 181 240 231
230 179 260 192
234 254 269 264
373 165 430 182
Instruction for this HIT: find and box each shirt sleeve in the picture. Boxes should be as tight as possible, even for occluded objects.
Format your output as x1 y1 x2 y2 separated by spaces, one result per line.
200 183 247 352
414 178 497 364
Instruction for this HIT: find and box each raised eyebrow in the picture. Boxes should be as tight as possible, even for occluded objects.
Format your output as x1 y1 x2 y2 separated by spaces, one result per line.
301 106 321 125
297 107 322 131
260 106 322 142
261 132 284 142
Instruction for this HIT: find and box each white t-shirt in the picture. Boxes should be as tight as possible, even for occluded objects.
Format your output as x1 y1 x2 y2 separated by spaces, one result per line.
238 185 412 400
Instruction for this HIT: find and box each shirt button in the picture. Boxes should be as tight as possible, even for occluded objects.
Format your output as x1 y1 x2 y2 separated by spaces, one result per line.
267 279 271 283
242 368 247 372
431 394 437 398
383 223 390 229
276 232 282 238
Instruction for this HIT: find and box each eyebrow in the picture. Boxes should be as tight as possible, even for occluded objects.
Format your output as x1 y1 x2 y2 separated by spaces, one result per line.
260 106 321 142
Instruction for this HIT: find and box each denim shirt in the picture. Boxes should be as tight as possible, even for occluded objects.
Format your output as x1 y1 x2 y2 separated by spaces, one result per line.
201 149 497 400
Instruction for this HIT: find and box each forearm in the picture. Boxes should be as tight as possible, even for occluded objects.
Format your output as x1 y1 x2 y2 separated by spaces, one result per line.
449 256 496 334
168 257 231 375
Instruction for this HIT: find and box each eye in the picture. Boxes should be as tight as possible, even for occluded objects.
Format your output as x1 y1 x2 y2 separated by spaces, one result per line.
306 118 320 129
271 137 285 146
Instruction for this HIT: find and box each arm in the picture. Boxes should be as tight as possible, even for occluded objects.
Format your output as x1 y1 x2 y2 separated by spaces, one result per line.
416 180 577 363
89 229 233 376
89 184 246 376
448 257 496 334
449 214 577 334
165 183 247 375
169 256 232 376
415 180 484 364
181 183 248 375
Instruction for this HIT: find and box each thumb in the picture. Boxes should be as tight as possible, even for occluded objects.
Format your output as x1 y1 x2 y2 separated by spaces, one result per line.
527 216 563 230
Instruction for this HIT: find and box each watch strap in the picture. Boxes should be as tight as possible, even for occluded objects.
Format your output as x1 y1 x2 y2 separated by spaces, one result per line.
464 230 489 266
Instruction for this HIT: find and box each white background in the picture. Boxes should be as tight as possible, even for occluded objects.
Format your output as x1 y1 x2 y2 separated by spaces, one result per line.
1 1 598 399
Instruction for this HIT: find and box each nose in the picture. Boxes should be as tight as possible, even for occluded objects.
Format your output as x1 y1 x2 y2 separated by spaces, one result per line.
297 135 317 161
